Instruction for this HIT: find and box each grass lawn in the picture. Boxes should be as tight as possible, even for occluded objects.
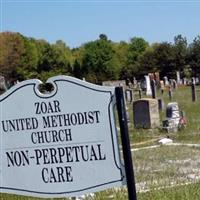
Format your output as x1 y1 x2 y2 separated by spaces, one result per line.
128 85 200 145
2 181 200 200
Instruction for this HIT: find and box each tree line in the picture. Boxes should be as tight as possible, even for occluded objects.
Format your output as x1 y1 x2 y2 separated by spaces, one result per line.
1 32 200 85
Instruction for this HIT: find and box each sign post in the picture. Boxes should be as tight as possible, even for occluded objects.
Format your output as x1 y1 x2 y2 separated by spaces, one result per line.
0 76 126 198
115 87 137 200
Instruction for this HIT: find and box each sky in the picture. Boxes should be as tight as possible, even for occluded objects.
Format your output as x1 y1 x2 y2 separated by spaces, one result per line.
1 0 200 48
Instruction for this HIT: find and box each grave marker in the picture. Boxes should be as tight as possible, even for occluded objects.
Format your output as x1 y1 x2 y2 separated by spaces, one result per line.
163 102 181 132
144 75 152 96
125 89 134 103
176 71 181 84
150 79 156 99
163 76 169 86
191 78 197 102
133 98 160 129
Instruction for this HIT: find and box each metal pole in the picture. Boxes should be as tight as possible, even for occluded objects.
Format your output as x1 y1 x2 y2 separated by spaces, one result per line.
115 87 137 200
191 83 197 102
138 89 142 99
151 80 156 99
168 86 172 101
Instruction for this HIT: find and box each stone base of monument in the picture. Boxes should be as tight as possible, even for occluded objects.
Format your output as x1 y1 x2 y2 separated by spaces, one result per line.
162 119 178 133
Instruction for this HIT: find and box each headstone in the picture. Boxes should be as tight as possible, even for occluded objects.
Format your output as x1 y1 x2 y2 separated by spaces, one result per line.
166 102 180 126
125 89 134 103
160 80 165 95
137 83 142 99
163 76 169 86
133 98 160 129
150 79 156 99
162 102 180 132
176 71 181 84
157 98 165 111
126 78 132 88
102 80 126 88
168 85 173 101
195 77 199 84
144 75 152 96
133 77 137 87
183 78 187 85
172 79 177 90
191 79 197 102
191 77 196 84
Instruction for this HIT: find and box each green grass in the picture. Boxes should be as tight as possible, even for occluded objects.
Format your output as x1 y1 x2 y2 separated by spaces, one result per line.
2 181 200 200
133 145 200 187
129 85 200 145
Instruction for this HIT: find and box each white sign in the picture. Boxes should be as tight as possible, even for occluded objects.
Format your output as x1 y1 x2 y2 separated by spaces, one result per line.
0 76 125 198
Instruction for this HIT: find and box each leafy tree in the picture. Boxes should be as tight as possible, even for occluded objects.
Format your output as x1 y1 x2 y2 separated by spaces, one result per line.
99 33 108 40
51 40 73 75
153 42 175 78
113 41 129 80
125 37 149 79
81 34 120 83
35 39 54 72
17 37 39 80
0 32 25 83
138 45 158 75
187 36 200 77
173 34 187 74
73 59 82 79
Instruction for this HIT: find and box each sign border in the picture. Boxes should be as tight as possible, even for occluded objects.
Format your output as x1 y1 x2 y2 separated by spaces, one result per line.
0 76 124 196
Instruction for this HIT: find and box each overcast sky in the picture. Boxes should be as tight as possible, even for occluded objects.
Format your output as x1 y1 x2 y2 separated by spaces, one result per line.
1 0 200 48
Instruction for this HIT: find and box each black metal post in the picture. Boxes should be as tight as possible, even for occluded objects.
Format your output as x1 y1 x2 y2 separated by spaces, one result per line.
151 80 156 99
168 86 172 101
191 83 196 102
115 87 137 200
138 89 142 99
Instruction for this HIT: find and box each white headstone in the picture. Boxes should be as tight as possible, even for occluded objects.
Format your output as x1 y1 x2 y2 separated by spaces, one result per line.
166 102 180 126
144 75 152 96
176 71 181 84
163 76 169 86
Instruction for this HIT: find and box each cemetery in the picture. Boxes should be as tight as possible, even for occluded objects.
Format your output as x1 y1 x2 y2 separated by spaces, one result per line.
1 73 200 200
1 30 200 200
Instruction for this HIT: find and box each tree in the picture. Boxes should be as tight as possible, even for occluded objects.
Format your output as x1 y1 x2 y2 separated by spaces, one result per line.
73 59 82 79
17 37 39 80
138 45 158 75
113 41 129 79
81 34 120 83
51 40 73 75
0 32 25 83
173 34 187 73
153 42 175 78
187 36 200 77
125 37 149 79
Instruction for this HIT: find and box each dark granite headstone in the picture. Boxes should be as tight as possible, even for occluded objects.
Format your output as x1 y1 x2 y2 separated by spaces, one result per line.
158 98 165 111
133 98 160 129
